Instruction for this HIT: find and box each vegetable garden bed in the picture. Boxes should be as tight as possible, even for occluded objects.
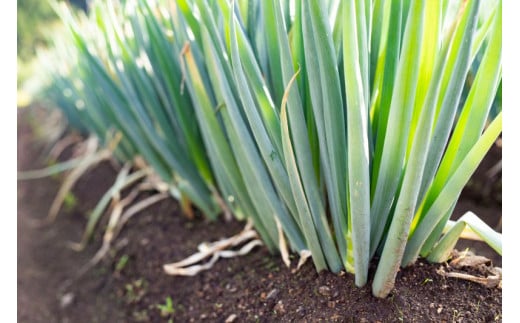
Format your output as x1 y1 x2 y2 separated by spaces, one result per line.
18 107 502 322
19 0 503 320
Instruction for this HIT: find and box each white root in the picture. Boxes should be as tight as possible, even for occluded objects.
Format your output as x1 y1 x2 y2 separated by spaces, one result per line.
163 219 262 276
60 189 170 293
47 137 105 222
46 132 125 224
437 266 502 288
48 132 83 160
113 191 169 238
436 249 502 288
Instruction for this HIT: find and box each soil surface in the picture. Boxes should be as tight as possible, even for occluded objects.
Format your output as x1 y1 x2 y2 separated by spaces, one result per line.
18 107 502 322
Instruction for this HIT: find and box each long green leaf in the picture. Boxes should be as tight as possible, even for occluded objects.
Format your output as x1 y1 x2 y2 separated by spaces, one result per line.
403 112 502 266
427 211 502 263
371 0 426 298
200 24 307 251
180 42 277 248
369 0 423 259
302 0 348 270
342 0 371 286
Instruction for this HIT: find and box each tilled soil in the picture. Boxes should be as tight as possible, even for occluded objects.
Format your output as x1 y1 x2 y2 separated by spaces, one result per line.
18 108 502 322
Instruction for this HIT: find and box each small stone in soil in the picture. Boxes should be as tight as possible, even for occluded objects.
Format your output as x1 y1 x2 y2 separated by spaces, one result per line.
225 283 237 293
266 288 279 300
225 314 237 322
60 292 75 308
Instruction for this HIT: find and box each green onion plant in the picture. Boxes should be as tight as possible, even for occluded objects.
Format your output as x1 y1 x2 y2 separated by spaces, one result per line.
35 0 502 298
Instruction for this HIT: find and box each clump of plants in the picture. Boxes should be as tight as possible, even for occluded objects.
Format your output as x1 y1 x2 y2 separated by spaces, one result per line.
31 0 501 298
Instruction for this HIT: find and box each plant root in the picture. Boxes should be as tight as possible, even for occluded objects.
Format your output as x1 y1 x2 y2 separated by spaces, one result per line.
23 134 126 228
436 249 502 288
437 267 501 288
163 220 263 276
48 132 83 160
67 167 157 251
47 136 101 224
59 189 169 294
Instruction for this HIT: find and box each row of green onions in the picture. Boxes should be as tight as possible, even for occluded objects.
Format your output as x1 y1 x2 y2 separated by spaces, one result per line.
34 0 501 298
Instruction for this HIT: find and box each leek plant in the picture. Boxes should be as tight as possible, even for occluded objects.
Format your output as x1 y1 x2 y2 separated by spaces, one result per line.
38 0 502 298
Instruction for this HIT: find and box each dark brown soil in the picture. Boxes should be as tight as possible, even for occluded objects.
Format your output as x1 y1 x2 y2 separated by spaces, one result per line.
18 108 502 323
